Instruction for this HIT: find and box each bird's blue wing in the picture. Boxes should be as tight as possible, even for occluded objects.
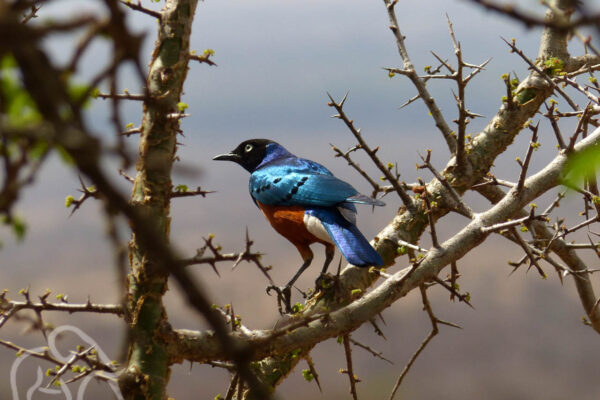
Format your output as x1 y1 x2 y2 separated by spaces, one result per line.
250 157 360 206
306 207 383 267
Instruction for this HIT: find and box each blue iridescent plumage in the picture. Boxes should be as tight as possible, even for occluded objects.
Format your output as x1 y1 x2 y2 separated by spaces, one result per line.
250 145 384 209
214 139 384 312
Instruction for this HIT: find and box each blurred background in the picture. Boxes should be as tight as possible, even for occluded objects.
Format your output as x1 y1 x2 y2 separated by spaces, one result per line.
2 0 600 398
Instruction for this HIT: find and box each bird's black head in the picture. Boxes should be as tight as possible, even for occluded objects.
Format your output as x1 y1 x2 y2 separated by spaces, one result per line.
213 139 277 172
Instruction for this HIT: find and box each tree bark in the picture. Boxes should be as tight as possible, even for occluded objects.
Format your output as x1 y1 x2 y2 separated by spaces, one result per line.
120 1 199 399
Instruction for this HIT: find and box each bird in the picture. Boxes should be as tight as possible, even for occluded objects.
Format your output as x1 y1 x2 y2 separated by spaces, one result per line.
213 139 384 312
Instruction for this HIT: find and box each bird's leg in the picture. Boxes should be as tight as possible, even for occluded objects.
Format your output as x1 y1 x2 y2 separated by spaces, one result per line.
315 244 335 290
267 254 313 314
266 285 291 314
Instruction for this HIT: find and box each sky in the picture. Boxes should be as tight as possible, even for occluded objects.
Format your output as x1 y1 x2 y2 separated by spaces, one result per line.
3 0 600 399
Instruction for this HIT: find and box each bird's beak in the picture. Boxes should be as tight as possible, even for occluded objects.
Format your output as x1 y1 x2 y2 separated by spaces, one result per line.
213 152 241 162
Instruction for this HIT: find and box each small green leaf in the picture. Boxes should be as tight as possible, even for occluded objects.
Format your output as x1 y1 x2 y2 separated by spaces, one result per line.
563 145 600 187
291 302 304 313
515 87 537 105
29 141 50 160
290 348 302 359
67 82 92 108
65 195 75 208
3 216 27 241
175 184 189 193
56 145 75 165
302 368 314 382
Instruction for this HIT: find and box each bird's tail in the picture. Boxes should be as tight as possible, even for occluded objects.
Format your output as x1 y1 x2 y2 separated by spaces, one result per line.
346 194 385 207
307 208 383 267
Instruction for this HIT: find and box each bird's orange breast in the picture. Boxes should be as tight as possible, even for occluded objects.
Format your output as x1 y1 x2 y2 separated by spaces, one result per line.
256 202 328 248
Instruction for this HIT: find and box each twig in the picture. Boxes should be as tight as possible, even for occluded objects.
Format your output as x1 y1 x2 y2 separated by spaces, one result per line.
567 103 592 152
481 201 546 233
170 186 215 198
432 276 474 308
327 92 415 211
503 73 516 109
1 299 123 316
561 215 599 237
383 0 457 153
67 176 100 216
544 102 567 149
224 373 239 400
419 181 440 248
516 122 539 192
120 0 162 20
417 150 474 218
508 227 546 277
349 338 394 364
96 92 147 101
397 239 428 254
189 53 217 67
398 55 447 109
119 127 141 137
389 286 440 399
468 0 600 31
304 355 322 392
502 37 579 111
180 232 274 285
447 15 468 170
342 334 359 400
450 262 459 301
331 144 384 198
21 4 41 24
118 169 135 183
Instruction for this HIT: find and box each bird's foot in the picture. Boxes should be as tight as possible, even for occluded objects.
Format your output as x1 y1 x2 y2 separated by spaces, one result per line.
266 285 292 314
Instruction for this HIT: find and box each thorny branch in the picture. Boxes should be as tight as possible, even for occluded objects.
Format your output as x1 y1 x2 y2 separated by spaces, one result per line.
389 286 460 400
468 0 600 31
342 334 359 400
383 0 457 154
180 231 274 284
327 92 415 210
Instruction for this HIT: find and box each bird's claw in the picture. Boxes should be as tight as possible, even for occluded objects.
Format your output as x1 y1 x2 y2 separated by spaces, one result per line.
266 285 292 314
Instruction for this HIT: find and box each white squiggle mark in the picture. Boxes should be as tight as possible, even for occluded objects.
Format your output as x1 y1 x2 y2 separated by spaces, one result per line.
10 325 123 400
26 366 72 400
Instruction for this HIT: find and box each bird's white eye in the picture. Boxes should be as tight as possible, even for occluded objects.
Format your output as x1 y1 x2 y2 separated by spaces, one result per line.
244 144 253 152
